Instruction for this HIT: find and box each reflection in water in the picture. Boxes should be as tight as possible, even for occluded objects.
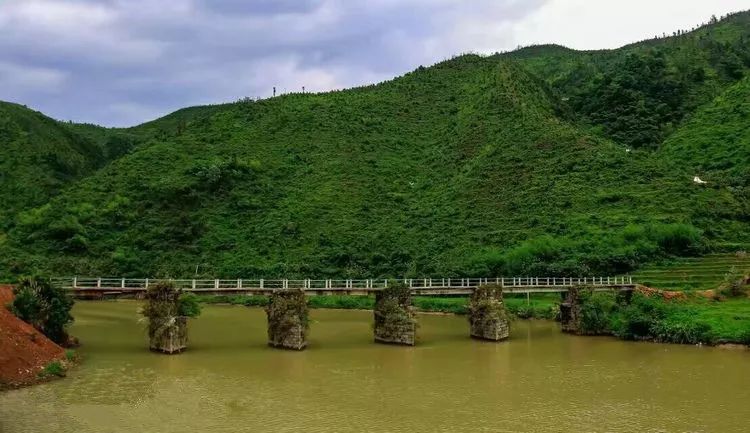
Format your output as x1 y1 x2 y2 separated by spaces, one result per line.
1 301 749 433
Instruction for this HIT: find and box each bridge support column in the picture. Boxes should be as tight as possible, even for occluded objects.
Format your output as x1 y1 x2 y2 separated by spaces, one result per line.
560 286 586 334
374 282 417 346
266 289 308 350
143 282 188 354
468 285 510 341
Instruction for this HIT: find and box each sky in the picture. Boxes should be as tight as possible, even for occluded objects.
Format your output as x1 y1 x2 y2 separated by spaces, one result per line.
0 0 747 127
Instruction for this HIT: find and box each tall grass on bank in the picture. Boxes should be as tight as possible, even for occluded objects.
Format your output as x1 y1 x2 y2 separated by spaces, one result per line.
575 291 750 345
194 293 559 319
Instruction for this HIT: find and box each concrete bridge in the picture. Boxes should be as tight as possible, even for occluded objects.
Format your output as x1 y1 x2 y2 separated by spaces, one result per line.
53 276 636 352
55 276 635 298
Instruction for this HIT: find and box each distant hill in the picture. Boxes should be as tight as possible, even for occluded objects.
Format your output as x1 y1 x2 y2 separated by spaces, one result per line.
1 11 749 280
0 102 140 230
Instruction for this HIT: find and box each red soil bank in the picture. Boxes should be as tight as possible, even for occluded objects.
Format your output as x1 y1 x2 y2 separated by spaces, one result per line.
0 285 65 388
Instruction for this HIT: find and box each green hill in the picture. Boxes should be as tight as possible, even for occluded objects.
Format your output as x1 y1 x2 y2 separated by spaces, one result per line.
1 12 749 281
0 102 140 230
660 76 750 184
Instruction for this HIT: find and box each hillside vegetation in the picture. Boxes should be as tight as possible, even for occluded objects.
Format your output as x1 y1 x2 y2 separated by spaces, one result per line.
1 12 749 280
0 102 140 230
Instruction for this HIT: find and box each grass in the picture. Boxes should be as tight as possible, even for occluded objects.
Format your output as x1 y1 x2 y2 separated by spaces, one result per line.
38 360 66 378
572 289 750 345
195 293 559 319
631 253 750 290
684 297 750 343
64 349 76 361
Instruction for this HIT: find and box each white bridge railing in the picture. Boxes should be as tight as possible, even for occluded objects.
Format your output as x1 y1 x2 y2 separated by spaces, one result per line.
54 276 634 292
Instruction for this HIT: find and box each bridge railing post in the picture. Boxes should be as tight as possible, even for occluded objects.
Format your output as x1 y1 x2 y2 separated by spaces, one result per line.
145 278 149 289
121 278 125 289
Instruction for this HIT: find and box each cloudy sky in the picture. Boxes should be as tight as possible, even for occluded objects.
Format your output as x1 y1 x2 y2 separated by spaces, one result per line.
0 0 747 127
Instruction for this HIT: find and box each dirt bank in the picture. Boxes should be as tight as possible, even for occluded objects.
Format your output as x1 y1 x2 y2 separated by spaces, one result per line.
0 285 67 389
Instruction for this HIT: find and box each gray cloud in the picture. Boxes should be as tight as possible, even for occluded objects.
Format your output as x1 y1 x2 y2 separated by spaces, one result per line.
0 0 745 126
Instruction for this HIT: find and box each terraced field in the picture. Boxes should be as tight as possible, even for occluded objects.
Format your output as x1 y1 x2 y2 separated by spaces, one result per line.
631 254 750 291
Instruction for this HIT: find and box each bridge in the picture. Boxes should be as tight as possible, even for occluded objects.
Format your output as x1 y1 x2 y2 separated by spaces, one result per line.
55 276 635 297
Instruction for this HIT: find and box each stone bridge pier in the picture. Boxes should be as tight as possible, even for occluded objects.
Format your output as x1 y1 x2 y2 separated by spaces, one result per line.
559 286 585 334
265 289 309 350
373 283 417 345
468 285 510 341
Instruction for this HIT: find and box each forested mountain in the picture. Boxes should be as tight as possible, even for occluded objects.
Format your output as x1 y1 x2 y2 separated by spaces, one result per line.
1 12 749 280
0 102 140 229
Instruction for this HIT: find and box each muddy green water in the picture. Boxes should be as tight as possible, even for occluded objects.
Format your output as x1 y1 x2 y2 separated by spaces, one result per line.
2 301 749 432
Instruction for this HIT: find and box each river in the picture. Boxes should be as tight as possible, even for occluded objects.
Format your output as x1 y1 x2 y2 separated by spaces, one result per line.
1 301 749 432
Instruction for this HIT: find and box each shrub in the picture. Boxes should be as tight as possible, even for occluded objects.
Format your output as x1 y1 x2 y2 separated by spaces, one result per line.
177 292 202 318
647 223 703 256
719 267 747 298
578 291 617 334
611 293 668 340
10 277 74 344
650 319 714 345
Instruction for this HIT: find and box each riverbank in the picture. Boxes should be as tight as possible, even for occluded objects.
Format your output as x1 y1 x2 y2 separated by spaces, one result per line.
194 293 559 319
0 286 76 390
565 288 750 346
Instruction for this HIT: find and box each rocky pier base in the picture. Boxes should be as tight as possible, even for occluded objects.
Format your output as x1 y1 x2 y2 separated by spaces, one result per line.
266 289 309 350
468 285 510 341
144 283 188 354
560 286 585 334
373 283 417 346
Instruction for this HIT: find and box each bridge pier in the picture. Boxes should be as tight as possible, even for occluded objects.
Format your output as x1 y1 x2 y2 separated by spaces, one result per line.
143 283 188 354
265 289 309 350
560 286 586 334
468 285 510 341
373 282 417 345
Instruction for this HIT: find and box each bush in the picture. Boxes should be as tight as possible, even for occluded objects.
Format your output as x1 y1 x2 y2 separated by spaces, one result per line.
647 223 703 256
578 291 617 334
10 277 74 344
177 292 202 318
719 267 747 298
650 319 714 345
610 293 666 340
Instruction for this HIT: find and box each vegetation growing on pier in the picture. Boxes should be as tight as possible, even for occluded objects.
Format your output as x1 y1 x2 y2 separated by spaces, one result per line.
140 282 201 353
374 282 417 345
265 289 309 350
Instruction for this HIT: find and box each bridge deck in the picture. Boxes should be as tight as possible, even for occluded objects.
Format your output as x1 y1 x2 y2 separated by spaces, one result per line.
55 276 635 296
